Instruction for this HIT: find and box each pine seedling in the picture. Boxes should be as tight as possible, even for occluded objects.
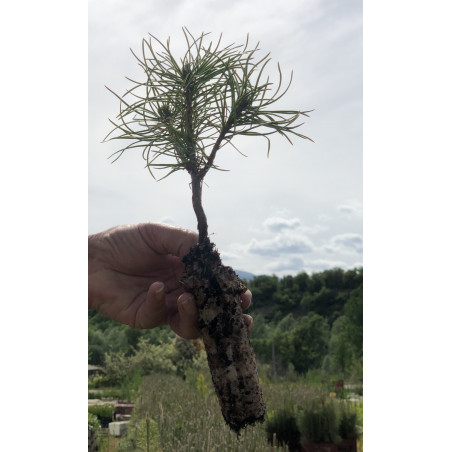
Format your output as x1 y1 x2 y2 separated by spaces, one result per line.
104 28 312 433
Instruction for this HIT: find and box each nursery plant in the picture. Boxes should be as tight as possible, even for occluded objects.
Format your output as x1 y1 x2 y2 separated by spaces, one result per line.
104 28 312 433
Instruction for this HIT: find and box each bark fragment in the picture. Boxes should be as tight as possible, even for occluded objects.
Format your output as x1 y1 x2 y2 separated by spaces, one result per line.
180 238 266 433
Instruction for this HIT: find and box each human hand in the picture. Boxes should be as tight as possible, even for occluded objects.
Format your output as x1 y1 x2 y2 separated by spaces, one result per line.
88 222 252 339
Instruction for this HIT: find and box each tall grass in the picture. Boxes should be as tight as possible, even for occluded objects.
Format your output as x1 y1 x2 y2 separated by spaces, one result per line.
112 372 362 451
127 373 293 451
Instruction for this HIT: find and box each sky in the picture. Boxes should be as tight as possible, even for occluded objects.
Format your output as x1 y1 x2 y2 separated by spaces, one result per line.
89 0 362 276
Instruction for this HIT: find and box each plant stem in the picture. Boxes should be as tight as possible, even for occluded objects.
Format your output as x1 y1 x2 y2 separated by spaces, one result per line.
191 124 232 242
191 173 208 243
190 110 241 242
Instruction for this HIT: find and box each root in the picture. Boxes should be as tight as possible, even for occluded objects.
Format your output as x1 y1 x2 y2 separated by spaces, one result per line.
180 238 266 433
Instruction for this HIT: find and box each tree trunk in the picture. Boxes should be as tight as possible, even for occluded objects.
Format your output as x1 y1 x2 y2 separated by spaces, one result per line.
180 238 266 433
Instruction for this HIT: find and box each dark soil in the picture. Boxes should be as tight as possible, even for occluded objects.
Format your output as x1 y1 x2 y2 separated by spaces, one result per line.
180 238 266 433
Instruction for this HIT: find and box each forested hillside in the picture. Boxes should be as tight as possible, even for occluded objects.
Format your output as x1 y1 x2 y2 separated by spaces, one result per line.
246 267 362 379
89 267 362 381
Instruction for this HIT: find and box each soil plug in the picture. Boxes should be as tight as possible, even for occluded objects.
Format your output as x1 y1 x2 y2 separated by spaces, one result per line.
104 28 312 433
180 237 265 432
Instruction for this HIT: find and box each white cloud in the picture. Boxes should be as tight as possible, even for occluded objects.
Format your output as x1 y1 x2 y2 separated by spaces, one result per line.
263 217 301 232
219 251 240 262
337 200 363 218
303 258 349 273
248 234 314 256
267 256 305 273
260 215 327 235
324 233 363 254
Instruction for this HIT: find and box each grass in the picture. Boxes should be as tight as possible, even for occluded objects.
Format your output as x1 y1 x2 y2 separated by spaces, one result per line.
127 373 291 451
96 429 122 452
93 372 362 451
120 373 360 451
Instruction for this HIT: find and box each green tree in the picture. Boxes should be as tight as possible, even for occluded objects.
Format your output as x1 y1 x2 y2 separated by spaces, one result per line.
300 286 342 324
248 275 279 307
129 338 177 375
308 272 325 293
288 312 329 375
343 267 363 290
327 316 354 375
88 328 108 365
171 336 199 376
103 351 131 385
323 268 345 290
344 285 363 356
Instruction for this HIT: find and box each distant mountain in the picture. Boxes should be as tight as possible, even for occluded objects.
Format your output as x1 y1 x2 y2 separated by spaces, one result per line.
236 270 256 281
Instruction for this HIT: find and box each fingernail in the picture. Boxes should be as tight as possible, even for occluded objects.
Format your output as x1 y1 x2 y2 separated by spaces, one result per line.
179 294 197 314
244 314 253 334
154 282 164 295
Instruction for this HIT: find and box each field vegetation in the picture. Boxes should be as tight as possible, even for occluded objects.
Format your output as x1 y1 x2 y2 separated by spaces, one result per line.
89 267 363 451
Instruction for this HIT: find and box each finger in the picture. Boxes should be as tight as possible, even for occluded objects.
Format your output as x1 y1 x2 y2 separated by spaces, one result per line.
171 293 200 339
240 289 252 310
243 314 253 334
136 281 166 329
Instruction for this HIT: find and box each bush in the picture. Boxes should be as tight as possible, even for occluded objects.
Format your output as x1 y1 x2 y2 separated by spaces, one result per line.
88 388 123 399
88 403 115 427
196 373 207 398
88 412 100 433
172 337 199 376
338 407 358 440
88 403 115 418
103 351 131 385
120 370 143 402
265 407 301 450
129 338 176 375
299 401 340 444
88 373 108 389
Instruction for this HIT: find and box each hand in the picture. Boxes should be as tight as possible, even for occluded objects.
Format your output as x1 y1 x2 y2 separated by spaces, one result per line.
88 222 252 339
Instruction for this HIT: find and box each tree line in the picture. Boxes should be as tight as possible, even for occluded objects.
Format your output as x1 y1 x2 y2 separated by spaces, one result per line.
246 267 362 380
89 267 362 380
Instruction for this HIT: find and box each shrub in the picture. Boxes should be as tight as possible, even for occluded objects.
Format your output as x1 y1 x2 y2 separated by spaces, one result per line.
88 412 100 433
265 407 301 450
88 403 115 420
196 373 207 398
120 370 143 402
338 407 358 440
88 388 123 399
299 401 340 444
103 351 131 385
88 373 108 389
172 337 199 376
88 403 115 429
129 338 176 375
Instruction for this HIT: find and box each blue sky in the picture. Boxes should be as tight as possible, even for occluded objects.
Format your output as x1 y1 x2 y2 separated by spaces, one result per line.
89 0 363 276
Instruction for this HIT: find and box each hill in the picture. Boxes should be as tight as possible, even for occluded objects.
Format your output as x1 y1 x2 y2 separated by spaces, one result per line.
236 270 256 281
89 267 362 378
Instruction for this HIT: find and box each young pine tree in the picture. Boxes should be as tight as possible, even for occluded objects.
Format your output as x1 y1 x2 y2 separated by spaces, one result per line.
104 28 312 433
